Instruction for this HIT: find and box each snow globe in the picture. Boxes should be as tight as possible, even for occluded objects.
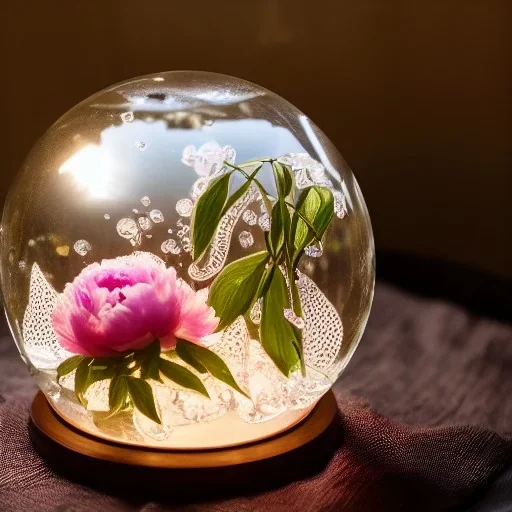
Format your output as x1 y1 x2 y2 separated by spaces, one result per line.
0 71 374 458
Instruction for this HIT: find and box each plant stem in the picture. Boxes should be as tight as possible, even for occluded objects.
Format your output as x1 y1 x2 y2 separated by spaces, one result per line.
225 160 275 216
270 163 307 377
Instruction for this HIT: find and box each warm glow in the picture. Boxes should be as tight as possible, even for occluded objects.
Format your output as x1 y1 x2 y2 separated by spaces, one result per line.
59 145 114 199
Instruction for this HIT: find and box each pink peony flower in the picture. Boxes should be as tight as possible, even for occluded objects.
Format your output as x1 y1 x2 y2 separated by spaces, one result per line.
52 253 219 357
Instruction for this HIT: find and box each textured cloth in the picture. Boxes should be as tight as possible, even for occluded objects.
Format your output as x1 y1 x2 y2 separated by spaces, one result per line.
0 282 511 511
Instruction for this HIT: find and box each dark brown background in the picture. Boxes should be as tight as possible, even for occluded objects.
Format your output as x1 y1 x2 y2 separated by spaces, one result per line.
2 0 510 278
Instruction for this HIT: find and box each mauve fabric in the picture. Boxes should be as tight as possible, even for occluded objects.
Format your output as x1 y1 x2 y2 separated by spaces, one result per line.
0 282 511 511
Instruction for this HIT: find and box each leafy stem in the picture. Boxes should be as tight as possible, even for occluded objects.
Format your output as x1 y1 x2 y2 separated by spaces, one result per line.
57 338 248 424
223 160 274 216
191 155 335 378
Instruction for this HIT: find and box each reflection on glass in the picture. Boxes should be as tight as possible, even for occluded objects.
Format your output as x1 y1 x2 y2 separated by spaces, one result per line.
59 145 114 199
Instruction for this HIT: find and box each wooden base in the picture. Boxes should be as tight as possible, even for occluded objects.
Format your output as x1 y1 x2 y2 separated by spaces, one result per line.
29 391 341 499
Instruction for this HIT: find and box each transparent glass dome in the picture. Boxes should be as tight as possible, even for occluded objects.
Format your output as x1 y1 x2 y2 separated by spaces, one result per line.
0 71 374 449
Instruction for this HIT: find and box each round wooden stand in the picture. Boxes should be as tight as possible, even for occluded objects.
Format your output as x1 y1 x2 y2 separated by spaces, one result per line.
29 391 341 500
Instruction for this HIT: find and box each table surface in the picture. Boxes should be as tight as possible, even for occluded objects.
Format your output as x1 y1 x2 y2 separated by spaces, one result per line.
1 280 511 511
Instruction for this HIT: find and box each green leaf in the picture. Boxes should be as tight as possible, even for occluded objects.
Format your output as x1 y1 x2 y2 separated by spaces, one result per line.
272 161 293 198
159 358 210 398
74 358 119 407
126 377 161 424
255 262 276 299
252 180 274 220
175 339 249 398
283 164 296 202
291 186 334 266
285 202 322 242
260 269 301 376
269 201 284 257
89 365 117 384
288 275 306 376
270 162 294 261
89 355 124 370
74 357 93 406
108 375 129 415
57 355 84 381
191 172 233 260
269 200 292 262
222 179 252 216
175 344 207 374
221 164 263 217
208 251 269 331
138 339 162 382
161 350 180 360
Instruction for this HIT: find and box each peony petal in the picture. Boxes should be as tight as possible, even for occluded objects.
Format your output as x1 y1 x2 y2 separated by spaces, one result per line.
52 253 218 357
174 283 219 343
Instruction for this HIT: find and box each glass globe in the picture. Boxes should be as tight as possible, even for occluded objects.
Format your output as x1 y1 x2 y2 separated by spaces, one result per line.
0 71 374 449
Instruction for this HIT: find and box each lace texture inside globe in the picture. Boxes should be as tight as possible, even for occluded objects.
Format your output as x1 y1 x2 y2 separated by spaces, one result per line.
24 253 342 434
22 263 73 369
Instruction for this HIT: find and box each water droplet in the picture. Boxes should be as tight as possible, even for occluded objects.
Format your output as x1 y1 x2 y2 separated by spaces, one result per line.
146 234 153 239
242 209 257 226
138 216 152 231
74 239 92 256
56 245 70 257
284 309 305 329
18 260 27 271
239 231 254 248
117 218 139 239
136 141 146 151
28 239 36 247
304 241 323 258
258 213 271 232
104 214 111 220
161 239 181 255
132 208 139 214
167 228 173 234
121 111 134 123
176 198 194 217
141 196 151 207
149 210 164 223
176 219 183 227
